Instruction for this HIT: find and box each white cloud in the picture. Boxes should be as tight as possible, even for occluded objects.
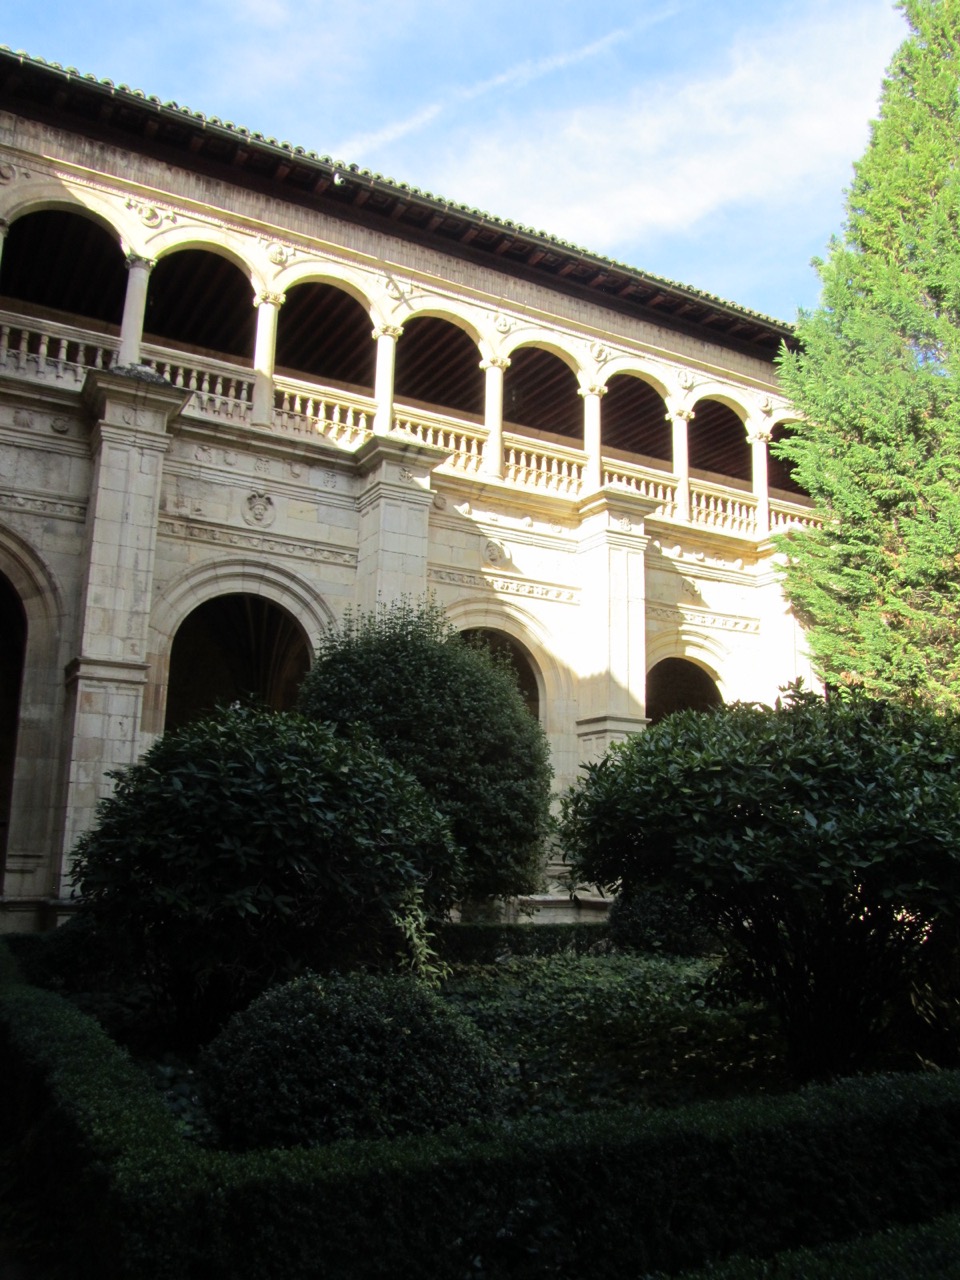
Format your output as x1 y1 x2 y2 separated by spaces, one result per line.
410 3 904 257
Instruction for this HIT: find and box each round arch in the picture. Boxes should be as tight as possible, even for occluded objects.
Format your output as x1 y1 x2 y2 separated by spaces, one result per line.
145 559 333 734
646 656 723 725
0 528 68 899
398 300 485 348
0 183 131 249
441 596 574 735
394 314 484 418
276 261 376 314
146 225 258 286
275 280 375 390
503 332 583 376
645 627 731 700
600 358 672 404
0 205 127 327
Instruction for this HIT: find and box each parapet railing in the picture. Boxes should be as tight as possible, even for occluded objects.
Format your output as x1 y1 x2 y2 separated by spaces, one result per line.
0 308 821 537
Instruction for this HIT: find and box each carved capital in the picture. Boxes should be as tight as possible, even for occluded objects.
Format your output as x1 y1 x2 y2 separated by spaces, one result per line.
254 290 286 309
578 383 608 399
125 253 155 272
480 356 511 372
671 408 696 423
372 324 404 342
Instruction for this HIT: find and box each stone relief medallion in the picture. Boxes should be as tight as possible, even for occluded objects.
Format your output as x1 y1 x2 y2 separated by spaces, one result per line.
242 490 276 527
432 492 447 510
254 456 270 474
13 409 34 429
483 538 510 567
223 450 238 467
195 445 214 464
267 242 290 266
320 470 338 489
398 467 415 483
50 417 70 435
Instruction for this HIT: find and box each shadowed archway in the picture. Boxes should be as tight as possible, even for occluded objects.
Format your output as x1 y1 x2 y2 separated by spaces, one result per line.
165 594 311 730
646 657 722 726
461 628 541 720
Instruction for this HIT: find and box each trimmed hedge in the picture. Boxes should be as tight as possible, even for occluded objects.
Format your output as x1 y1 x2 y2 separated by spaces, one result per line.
677 1212 960 1278
5 940 960 1279
436 920 607 964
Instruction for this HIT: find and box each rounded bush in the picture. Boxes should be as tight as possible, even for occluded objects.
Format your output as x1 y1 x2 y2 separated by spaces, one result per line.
298 599 553 904
70 705 458 1036
199 971 505 1149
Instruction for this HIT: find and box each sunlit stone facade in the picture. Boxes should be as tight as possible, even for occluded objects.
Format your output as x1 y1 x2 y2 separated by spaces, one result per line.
0 54 819 928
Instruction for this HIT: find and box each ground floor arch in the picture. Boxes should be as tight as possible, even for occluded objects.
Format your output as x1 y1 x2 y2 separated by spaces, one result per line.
0 571 26 872
165 593 311 730
461 627 542 720
645 657 723 726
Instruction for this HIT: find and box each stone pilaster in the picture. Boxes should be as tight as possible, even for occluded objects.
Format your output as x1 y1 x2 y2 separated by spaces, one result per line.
59 369 188 879
354 434 448 610
575 491 652 764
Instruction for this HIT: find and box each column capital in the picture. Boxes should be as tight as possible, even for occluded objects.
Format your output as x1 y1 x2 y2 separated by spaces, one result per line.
670 406 695 422
254 290 286 309
372 323 404 341
578 383 607 399
125 253 155 272
748 426 773 444
480 355 511 372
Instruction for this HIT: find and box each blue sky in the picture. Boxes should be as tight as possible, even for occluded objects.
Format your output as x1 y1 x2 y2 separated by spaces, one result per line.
2 1 905 322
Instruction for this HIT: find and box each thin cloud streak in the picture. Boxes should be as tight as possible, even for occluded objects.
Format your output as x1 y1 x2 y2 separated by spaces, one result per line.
332 5 682 160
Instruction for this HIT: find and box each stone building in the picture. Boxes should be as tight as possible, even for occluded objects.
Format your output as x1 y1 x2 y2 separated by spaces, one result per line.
0 48 818 930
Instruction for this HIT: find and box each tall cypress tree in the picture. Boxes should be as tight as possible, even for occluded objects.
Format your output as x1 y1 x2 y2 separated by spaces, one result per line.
776 0 960 706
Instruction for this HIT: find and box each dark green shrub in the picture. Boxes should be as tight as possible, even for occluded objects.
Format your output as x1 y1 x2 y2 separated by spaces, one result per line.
608 884 716 956
436 921 607 964
199 970 505 1149
297 598 553 903
70 705 457 1038
562 687 960 1080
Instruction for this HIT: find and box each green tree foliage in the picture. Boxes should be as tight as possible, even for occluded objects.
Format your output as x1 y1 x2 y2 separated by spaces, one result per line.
70 705 457 1036
775 1 960 706
298 598 553 903
561 688 960 1079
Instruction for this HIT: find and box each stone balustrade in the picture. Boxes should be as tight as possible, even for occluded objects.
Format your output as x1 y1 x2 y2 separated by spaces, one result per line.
0 308 821 538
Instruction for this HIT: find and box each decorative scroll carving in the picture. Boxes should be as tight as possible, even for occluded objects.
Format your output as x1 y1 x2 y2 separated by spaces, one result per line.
428 566 576 602
159 517 357 565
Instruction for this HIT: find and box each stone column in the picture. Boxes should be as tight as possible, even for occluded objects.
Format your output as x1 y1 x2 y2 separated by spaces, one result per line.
372 324 403 436
117 254 154 367
575 492 650 763
670 408 693 523
252 290 285 427
481 356 509 478
580 383 606 492
354 435 448 610
748 421 772 537
59 368 188 880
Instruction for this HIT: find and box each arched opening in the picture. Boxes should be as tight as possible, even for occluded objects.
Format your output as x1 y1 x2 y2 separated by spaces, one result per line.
504 347 581 441
461 628 540 720
165 594 311 731
689 399 750 483
769 421 808 497
394 316 482 418
0 209 126 328
144 249 254 362
275 282 374 392
646 657 722 726
603 374 671 468
0 572 26 873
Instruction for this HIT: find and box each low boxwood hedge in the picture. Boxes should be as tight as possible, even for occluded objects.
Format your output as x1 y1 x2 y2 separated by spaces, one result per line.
436 920 607 963
4 939 960 1279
